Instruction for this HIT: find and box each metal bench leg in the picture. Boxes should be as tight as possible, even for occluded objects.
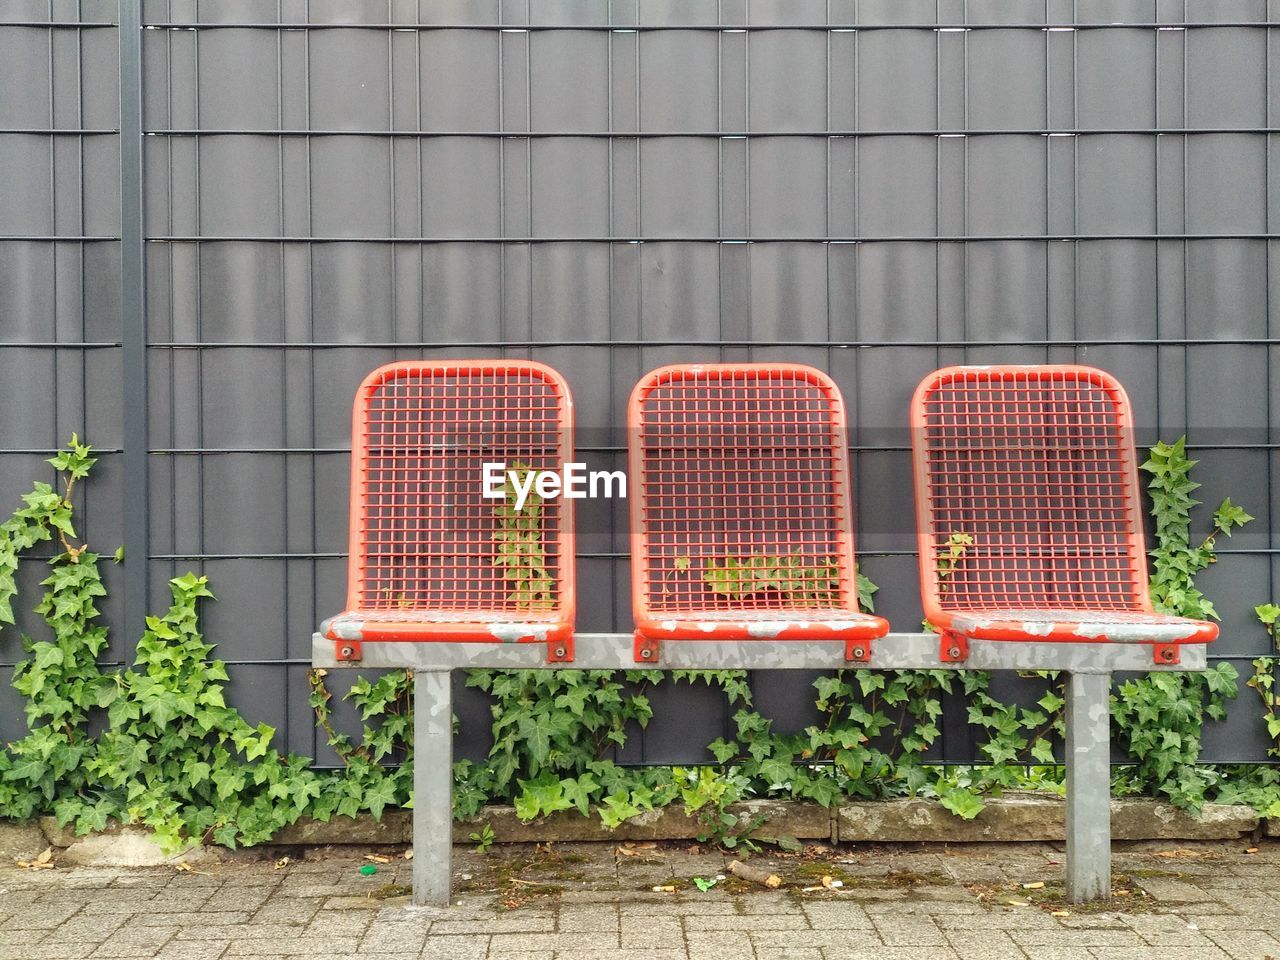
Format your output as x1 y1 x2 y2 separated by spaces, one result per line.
413 669 453 906
1065 671 1112 904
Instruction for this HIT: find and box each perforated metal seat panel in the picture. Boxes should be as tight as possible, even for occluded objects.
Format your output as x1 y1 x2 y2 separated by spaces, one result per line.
325 360 575 647
910 365 1216 646
628 363 888 643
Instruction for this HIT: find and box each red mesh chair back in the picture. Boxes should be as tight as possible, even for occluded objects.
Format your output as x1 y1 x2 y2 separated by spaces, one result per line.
327 359 575 652
911 365 1150 621
628 363 886 649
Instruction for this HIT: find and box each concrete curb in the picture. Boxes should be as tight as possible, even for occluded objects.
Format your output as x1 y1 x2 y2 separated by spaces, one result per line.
33 818 213 867
446 796 1257 845
11 797 1257 865
0 819 46 861
836 796 1258 842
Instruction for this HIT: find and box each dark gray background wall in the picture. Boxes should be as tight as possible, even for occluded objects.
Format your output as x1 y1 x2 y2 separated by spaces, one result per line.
2 0 1278 769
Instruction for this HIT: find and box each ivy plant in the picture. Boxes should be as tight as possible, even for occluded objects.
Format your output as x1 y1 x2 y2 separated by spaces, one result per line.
0 434 1275 852
492 461 555 608
1247 604 1280 757
1108 437 1247 809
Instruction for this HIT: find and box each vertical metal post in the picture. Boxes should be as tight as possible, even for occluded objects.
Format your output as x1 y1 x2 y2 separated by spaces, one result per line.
413 670 453 907
118 0 149 640
1065 671 1112 904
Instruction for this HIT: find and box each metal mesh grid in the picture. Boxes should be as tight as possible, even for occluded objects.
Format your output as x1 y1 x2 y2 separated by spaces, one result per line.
913 366 1146 615
348 361 570 621
630 364 858 618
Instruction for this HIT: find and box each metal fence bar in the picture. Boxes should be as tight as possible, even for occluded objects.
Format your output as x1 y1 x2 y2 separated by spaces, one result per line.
118 0 148 642
0 127 118 134
134 337 1280 347
0 21 117 28
140 127 1280 136
138 233 1280 241
135 21 1280 31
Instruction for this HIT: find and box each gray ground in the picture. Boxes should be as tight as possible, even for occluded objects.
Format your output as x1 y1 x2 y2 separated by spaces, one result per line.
2 839 1278 959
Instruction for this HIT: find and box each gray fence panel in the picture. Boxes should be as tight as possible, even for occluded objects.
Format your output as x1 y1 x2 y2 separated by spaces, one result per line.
1 1 1278 767
0 1 126 739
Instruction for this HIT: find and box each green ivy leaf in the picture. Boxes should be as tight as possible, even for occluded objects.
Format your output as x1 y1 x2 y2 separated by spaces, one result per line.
939 787 985 820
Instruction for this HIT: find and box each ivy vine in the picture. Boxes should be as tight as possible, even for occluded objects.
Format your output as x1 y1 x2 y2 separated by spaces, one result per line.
0 435 1275 853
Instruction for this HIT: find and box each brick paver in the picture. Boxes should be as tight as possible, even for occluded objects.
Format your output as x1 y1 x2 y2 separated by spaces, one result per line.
1 840 1278 959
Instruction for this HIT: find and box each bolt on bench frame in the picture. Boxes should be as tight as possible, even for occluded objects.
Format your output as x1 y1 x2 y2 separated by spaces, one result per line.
315 362 1215 909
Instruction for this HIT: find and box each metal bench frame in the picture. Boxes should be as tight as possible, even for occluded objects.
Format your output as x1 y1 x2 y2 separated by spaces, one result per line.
312 632 1203 907
314 360 1210 908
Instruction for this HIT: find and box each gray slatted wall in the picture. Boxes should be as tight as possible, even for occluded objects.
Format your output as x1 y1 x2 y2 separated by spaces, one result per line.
0 1 125 737
1 0 1277 767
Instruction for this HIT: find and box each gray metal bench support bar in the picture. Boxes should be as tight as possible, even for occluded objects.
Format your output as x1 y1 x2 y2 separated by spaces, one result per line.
312 632 1204 907
414 670 453 907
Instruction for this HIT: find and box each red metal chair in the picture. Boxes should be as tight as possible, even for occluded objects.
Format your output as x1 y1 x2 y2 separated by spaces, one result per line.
323 360 576 661
910 365 1217 664
628 363 889 662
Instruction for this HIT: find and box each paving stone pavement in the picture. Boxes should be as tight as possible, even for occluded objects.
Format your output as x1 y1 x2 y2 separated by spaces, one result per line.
2 839 1279 959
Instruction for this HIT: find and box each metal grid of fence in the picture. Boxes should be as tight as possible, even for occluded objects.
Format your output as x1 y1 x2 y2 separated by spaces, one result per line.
1 0 1277 765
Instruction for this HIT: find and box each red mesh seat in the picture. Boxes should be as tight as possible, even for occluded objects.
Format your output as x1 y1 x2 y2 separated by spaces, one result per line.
628 363 888 652
323 360 575 656
910 365 1217 654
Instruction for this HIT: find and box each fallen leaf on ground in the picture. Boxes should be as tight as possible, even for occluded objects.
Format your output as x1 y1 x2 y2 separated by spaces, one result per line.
617 842 657 857
15 848 54 870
